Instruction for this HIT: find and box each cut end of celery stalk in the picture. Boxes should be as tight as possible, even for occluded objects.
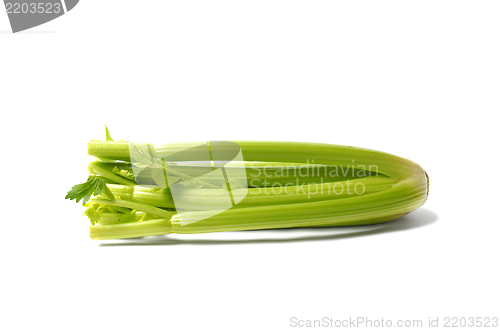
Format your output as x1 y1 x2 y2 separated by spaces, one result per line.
90 219 172 240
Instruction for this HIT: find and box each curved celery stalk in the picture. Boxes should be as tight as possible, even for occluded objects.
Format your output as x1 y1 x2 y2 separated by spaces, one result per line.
89 159 377 187
90 175 425 238
79 139 428 239
169 174 427 234
88 141 424 181
90 219 171 240
90 164 136 186
107 176 397 210
90 198 174 219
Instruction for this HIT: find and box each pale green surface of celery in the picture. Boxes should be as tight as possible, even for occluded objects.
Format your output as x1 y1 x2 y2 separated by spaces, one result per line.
67 136 428 240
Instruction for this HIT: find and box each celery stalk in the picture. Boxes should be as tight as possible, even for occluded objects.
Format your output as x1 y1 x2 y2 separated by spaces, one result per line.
67 133 428 240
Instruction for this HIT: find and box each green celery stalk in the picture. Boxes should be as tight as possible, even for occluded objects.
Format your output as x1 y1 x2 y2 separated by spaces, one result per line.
106 176 397 210
67 137 429 240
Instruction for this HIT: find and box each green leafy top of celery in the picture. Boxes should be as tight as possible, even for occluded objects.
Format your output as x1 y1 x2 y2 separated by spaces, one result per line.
65 176 114 205
84 203 100 225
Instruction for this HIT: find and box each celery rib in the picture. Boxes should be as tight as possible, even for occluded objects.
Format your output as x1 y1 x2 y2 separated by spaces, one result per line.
169 174 427 234
90 198 174 220
70 138 429 239
90 219 171 240
107 176 397 210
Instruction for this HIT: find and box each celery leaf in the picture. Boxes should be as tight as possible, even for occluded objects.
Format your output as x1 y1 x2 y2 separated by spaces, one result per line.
84 204 100 225
66 176 107 205
105 125 113 141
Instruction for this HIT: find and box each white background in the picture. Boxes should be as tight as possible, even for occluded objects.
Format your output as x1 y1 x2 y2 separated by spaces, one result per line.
1 1 499 330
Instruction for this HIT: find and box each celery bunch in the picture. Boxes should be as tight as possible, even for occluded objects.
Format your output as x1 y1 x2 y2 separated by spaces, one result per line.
66 128 428 240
